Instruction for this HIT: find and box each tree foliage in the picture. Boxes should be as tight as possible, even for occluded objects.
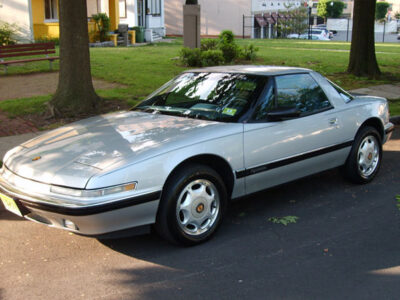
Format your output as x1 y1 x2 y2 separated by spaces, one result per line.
375 2 390 20
317 0 345 18
277 7 308 37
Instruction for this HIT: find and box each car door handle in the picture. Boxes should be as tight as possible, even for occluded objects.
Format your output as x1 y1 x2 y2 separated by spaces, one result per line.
329 118 338 126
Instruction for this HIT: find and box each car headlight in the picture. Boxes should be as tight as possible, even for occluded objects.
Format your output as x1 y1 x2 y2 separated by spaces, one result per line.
50 182 137 197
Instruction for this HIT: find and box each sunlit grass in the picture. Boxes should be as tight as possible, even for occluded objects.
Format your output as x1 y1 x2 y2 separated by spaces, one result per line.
389 99 400 116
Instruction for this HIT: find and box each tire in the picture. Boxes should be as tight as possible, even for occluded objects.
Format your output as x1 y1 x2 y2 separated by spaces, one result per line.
344 126 382 184
155 164 227 246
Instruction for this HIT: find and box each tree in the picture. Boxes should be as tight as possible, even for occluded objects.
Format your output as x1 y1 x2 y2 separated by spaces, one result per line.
49 0 100 117
375 2 390 20
317 0 345 19
347 0 381 78
278 8 308 37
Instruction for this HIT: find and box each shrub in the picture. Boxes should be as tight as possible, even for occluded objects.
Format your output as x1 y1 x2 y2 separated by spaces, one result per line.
0 22 17 46
219 42 239 63
35 36 60 45
180 47 202 67
376 2 390 20
92 13 110 42
219 30 235 44
201 50 224 66
240 44 259 61
200 38 218 51
218 30 239 63
180 30 256 67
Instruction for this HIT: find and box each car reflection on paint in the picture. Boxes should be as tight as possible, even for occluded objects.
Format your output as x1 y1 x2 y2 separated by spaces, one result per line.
0 66 394 245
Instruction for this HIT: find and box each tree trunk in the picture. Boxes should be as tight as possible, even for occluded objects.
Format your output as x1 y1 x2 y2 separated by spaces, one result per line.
347 0 381 78
50 0 100 117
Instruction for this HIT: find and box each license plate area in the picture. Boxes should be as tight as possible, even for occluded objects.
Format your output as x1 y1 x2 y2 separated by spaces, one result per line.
0 192 23 217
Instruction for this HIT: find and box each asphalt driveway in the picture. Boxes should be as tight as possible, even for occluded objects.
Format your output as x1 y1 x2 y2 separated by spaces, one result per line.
1 129 399 300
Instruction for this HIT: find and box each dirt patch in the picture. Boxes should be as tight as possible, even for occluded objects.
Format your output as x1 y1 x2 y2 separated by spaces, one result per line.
0 72 130 137
0 99 132 137
0 72 126 101
0 111 39 136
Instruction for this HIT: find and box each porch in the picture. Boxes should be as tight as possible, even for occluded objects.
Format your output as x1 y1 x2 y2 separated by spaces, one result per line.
31 0 165 43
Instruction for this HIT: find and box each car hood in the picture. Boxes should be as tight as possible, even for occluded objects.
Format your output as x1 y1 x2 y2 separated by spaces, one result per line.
4 111 237 188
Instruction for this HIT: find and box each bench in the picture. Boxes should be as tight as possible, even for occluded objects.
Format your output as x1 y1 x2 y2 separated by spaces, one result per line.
0 42 59 75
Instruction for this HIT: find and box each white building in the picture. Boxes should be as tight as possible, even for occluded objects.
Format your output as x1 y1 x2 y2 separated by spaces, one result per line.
165 0 304 37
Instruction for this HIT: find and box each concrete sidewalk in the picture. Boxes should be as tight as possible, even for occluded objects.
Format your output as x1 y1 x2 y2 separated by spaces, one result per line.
350 84 400 100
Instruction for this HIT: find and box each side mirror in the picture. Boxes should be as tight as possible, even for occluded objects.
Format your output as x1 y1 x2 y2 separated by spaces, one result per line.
266 107 301 121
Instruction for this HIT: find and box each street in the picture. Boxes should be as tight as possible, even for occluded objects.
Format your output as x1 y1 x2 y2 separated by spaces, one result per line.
1 129 399 300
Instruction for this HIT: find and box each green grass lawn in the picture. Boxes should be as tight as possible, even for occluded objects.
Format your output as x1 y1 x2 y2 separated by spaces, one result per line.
1 38 399 117
388 99 400 116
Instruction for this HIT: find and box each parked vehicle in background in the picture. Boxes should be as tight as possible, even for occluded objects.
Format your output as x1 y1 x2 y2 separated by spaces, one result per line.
312 24 337 38
288 29 330 40
299 30 331 40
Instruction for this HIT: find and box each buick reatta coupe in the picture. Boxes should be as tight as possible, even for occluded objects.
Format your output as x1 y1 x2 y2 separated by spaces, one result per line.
0 66 394 245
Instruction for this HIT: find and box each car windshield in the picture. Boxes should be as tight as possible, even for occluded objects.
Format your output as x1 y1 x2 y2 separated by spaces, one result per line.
133 72 264 122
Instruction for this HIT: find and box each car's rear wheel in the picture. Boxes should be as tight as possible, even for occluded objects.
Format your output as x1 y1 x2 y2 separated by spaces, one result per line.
156 164 227 246
344 126 382 183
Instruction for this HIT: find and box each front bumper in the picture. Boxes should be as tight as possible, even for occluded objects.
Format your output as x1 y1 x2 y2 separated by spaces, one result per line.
384 122 395 143
0 167 161 235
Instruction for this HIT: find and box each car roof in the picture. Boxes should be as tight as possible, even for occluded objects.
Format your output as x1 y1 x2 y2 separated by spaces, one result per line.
185 65 312 76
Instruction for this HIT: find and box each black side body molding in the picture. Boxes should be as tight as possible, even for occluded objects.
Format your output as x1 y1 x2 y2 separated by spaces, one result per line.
236 140 353 179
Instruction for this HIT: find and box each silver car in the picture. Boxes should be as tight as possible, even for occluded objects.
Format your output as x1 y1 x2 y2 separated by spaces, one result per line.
0 66 394 245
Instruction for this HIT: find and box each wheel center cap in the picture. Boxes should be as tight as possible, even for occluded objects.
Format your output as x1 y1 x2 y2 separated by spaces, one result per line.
196 203 205 213
368 152 373 160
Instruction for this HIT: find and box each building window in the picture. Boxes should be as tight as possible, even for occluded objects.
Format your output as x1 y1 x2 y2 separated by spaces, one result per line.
148 0 161 15
119 0 127 18
44 0 58 20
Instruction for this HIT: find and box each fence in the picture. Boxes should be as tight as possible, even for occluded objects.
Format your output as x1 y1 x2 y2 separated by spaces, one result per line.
243 14 400 43
327 18 399 43
242 13 322 40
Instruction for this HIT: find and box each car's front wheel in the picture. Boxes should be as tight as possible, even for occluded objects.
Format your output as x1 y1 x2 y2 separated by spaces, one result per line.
156 164 227 246
344 126 382 183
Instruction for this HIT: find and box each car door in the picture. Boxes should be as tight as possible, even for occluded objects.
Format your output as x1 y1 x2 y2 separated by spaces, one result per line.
242 73 351 194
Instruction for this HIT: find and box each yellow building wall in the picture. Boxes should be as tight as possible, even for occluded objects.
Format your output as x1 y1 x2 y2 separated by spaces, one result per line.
31 0 118 41
32 0 59 39
108 0 120 31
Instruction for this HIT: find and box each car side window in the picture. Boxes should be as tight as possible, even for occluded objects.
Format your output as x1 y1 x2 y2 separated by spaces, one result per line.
253 80 275 121
275 74 332 115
